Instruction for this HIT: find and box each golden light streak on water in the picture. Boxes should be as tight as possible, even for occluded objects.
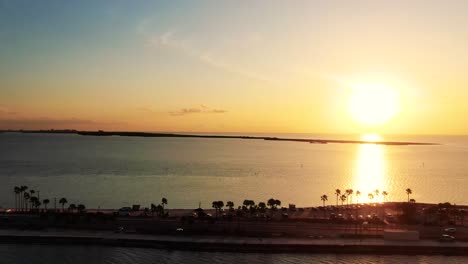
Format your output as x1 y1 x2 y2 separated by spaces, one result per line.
353 134 386 204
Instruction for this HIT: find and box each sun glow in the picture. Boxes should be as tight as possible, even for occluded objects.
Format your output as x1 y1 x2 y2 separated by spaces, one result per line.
347 83 400 126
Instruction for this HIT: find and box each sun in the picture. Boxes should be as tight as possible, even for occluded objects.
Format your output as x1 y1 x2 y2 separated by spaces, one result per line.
347 83 400 126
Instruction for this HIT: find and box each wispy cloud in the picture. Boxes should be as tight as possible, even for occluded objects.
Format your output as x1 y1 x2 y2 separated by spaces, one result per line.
0 106 18 116
137 20 272 82
169 105 227 116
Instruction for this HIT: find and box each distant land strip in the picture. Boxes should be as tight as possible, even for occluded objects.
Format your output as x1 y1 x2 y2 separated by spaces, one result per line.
0 130 439 146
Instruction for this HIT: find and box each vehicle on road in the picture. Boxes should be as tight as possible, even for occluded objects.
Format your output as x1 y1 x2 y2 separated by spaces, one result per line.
114 226 125 233
439 234 455 242
444 227 456 233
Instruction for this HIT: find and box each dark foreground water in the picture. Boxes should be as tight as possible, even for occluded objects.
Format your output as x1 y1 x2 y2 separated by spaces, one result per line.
0 244 466 264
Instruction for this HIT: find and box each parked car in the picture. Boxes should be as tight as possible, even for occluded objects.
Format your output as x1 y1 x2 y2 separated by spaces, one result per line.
440 234 455 242
444 228 456 233
114 226 125 233
118 207 132 216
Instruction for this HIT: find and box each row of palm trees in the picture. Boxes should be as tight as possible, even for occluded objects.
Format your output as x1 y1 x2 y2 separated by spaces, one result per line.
211 198 282 216
320 188 414 207
13 185 80 213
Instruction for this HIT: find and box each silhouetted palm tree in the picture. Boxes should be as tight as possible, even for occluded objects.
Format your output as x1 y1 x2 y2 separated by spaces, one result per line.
356 191 361 204
34 200 41 210
267 198 276 209
212 201 219 218
59 198 68 212
161 197 168 213
374 189 379 202
335 189 341 206
340 194 346 206
28 196 36 211
150 203 156 216
20 186 28 211
320 194 328 206
258 202 266 212
345 189 353 206
77 204 86 213
226 201 234 211
406 188 412 203
69 203 77 213
368 193 374 202
23 192 30 212
348 189 354 204
275 200 281 209
43 199 50 210
382 191 388 203
14 186 20 211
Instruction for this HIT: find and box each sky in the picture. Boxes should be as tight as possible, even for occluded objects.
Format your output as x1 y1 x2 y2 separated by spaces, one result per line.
1 0 468 135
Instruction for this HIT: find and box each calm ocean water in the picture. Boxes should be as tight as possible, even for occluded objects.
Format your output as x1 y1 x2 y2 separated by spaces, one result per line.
0 244 466 264
0 133 467 209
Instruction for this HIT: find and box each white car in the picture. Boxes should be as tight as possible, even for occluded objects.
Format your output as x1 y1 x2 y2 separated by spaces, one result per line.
444 228 456 233
440 234 455 242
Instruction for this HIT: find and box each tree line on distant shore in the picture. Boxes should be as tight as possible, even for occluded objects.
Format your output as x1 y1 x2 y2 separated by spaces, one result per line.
13 185 83 213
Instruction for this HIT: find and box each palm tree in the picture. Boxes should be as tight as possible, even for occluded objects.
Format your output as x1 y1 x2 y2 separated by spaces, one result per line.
43 199 50 210
356 191 361 204
150 203 156 216
243 199 251 209
320 195 328 206
34 200 41 210
267 198 276 209
217 201 224 214
28 196 36 212
212 201 224 218
20 186 28 211
77 204 86 213
340 194 347 206
368 193 374 202
161 197 168 213
345 189 353 206
275 200 281 209
374 189 380 202
382 191 388 203
226 201 234 211
68 203 77 213
23 192 30 212
406 188 412 203
258 202 266 212
59 198 68 212
212 201 219 217
14 186 20 211
335 189 341 206
347 189 354 204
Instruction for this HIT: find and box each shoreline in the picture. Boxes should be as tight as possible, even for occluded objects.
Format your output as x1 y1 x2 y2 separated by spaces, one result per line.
0 230 466 255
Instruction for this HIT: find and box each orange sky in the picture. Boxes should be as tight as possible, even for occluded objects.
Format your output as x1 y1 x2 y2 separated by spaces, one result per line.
1 1 468 134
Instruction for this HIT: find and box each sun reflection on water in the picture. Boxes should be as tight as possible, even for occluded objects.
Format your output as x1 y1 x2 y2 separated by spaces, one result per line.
353 134 386 203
